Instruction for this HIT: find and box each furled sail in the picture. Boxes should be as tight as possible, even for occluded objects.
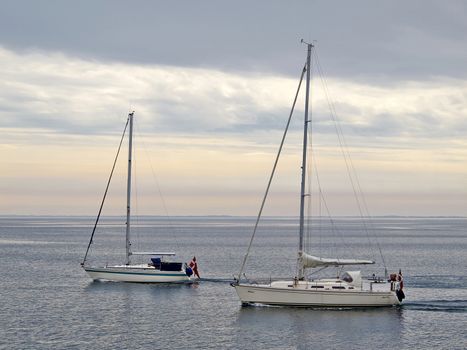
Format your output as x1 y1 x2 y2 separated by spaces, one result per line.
300 252 375 269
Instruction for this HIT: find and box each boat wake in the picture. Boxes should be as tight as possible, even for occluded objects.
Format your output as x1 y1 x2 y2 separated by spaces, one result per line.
199 277 235 283
402 299 467 313
409 275 466 289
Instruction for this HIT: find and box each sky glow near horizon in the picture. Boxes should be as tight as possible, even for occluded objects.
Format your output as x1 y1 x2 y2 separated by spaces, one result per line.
1 1 466 216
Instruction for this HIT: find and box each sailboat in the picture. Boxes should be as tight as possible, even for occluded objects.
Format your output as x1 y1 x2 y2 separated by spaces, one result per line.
232 42 404 307
81 112 192 283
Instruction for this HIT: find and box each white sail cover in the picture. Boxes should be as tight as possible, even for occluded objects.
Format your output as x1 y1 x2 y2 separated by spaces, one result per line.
341 271 362 286
300 252 374 269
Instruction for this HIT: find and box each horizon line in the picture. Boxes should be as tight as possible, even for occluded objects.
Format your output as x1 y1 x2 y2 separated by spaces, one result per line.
1 214 466 219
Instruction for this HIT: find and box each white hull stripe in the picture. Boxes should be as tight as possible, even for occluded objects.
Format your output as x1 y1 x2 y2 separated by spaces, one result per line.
85 268 186 277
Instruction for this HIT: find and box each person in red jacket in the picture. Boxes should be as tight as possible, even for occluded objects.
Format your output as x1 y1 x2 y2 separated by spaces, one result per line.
189 256 200 279
397 269 404 290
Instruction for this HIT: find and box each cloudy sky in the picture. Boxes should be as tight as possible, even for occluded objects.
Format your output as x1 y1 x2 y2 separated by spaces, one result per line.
1 0 466 216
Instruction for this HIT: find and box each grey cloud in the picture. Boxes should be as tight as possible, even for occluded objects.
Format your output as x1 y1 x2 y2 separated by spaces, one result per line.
1 1 466 82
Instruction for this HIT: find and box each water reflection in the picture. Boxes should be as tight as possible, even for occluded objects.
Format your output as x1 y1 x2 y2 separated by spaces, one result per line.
84 280 195 293
235 306 404 349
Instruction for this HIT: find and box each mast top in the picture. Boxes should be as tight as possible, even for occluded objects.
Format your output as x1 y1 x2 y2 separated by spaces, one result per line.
300 39 315 47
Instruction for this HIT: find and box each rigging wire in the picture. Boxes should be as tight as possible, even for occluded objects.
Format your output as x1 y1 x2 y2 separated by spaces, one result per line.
237 64 307 282
304 50 346 266
311 151 348 249
312 49 387 271
317 63 376 263
132 127 141 256
134 123 179 249
81 116 129 266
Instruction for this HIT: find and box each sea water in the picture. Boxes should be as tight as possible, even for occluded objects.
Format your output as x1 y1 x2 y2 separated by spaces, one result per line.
0 216 466 349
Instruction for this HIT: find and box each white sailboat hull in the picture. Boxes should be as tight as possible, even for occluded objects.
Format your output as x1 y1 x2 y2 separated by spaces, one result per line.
84 265 191 283
234 282 400 307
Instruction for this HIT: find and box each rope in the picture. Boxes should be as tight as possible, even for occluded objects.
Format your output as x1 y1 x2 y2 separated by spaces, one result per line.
236 64 307 282
81 116 129 266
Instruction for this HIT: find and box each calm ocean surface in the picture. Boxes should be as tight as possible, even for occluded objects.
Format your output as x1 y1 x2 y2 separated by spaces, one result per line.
0 216 466 349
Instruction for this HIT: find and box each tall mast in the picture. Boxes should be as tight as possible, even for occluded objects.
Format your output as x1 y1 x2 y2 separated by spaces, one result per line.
125 111 134 265
298 41 312 279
